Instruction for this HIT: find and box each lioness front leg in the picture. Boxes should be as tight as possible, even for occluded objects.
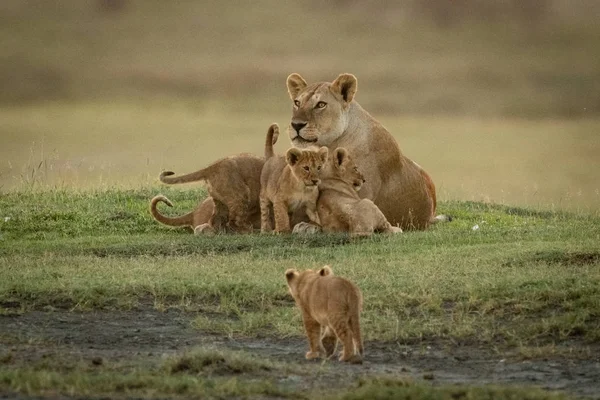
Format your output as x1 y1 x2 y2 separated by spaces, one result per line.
273 201 291 233
302 313 323 360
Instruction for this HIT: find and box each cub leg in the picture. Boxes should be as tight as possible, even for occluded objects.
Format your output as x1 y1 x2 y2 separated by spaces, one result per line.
304 202 321 226
260 195 273 233
210 199 229 233
320 326 337 357
273 200 291 233
331 316 357 362
302 313 323 360
228 202 253 233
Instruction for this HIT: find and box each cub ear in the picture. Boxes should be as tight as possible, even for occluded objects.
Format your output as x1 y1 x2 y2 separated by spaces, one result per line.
287 73 308 100
331 73 357 103
318 265 333 276
285 269 298 281
286 147 302 166
268 123 280 145
318 146 329 164
333 147 349 168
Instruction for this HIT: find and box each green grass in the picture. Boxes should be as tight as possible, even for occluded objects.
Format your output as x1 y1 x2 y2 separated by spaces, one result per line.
1 188 598 398
1 188 599 345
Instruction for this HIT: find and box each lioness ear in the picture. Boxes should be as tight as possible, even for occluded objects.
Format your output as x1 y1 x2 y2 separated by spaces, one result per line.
287 73 308 100
318 147 329 164
318 265 333 276
285 269 298 281
334 147 349 168
286 148 302 166
331 73 357 103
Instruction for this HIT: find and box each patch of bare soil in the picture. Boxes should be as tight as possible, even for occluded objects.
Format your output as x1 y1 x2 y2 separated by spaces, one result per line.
1 307 599 399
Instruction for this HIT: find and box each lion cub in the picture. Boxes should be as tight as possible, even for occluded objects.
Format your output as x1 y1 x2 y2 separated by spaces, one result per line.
150 195 216 233
260 127 328 233
285 266 363 363
317 148 402 237
158 152 266 233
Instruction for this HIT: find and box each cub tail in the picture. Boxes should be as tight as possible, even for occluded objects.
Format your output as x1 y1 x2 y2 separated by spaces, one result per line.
264 123 280 159
149 195 194 228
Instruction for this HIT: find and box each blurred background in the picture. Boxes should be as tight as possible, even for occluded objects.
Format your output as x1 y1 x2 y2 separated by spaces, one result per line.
1 0 598 210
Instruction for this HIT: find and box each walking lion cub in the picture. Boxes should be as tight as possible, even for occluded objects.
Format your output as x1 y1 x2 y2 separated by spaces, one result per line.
285 266 363 363
260 124 328 233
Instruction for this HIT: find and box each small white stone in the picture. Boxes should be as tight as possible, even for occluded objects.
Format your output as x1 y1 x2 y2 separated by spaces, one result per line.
472 224 479 231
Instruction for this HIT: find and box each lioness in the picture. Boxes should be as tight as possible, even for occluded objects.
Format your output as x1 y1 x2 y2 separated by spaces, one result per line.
158 153 265 233
285 265 363 363
286 73 438 230
150 195 216 233
318 147 402 237
260 129 329 233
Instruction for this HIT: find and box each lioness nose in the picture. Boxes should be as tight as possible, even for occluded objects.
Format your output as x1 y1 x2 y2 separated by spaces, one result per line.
291 122 307 133
312 179 319 185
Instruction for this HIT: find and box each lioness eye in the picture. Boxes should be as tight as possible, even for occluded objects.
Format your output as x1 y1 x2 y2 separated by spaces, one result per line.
316 101 327 109
317 165 322 170
303 166 309 171
294 100 300 107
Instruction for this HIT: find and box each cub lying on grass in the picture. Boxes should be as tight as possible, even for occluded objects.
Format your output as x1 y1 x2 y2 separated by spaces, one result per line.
260 124 328 233
157 152 266 233
293 147 402 237
318 147 402 237
150 195 216 233
285 265 363 363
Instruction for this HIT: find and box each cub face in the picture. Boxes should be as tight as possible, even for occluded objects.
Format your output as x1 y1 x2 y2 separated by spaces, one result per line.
286 147 329 187
286 73 357 148
331 147 365 192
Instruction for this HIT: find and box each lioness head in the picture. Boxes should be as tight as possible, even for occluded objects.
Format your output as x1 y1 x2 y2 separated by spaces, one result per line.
286 73 357 148
286 146 329 187
330 147 365 192
285 266 333 297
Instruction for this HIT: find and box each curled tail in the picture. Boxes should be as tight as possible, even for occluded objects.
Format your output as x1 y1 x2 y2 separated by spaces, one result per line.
264 123 280 159
149 195 194 228
159 168 209 185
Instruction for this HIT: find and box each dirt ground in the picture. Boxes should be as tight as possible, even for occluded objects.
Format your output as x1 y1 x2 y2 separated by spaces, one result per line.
1 305 599 399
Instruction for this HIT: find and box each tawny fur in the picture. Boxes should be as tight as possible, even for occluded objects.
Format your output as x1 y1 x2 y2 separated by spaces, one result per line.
317 148 402 237
158 153 265 233
150 195 215 232
286 73 438 230
260 141 328 233
285 266 363 363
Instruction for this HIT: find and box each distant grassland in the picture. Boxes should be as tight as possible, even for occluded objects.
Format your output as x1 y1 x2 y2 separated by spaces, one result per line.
1 0 599 117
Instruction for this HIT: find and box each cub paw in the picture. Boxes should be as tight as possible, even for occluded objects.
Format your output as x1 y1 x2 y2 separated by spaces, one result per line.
305 351 321 360
194 223 216 236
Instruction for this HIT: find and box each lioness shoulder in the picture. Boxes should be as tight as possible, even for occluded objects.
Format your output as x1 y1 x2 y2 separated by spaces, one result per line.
285 265 363 363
